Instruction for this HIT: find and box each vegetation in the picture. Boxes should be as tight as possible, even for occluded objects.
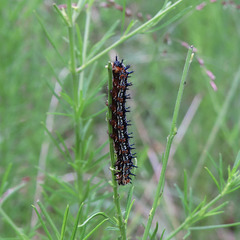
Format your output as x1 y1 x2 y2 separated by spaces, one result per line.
1 0 240 239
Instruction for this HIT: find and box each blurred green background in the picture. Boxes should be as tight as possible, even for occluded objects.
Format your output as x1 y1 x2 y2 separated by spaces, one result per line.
1 0 240 239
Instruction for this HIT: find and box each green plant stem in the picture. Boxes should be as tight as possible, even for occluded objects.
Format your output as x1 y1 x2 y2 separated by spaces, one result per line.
107 62 127 240
165 193 223 240
78 5 91 96
142 46 194 240
189 221 240 230
76 0 183 73
166 158 240 239
67 0 82 196
0 207 29 240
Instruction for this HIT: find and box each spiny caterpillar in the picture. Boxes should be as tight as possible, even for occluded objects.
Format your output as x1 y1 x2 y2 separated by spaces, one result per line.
108 56 137 185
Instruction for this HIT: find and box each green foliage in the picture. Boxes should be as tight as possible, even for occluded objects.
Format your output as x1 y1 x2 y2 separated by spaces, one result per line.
1 0 240 239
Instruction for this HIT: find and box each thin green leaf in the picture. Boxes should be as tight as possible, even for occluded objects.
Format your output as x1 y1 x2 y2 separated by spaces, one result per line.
81 119 92 141
189 187 193 213
0 183 26 206
83 135 93 159
88 161 107 181
60 205 69 240
89 179 108 193
61 92 75 106
88 21 119 59
37 201 60 239
0 163 12 195
160 229 165 240
46 174 78 197
125 186 134 223
34 11 65 64
0 207 29 240
45 80 61 102
88 193 113 204
85 72 107 102
55 131 73 161
76 0 183 72
226 185 240 194
46 112 73 117
123 20 138 36
82 218 109 240
82 62 97 97
207 202 229 215
204 167 220 192
95 140 109 155
32 205 53 240
189 221 240 230
42 123 68 160
106 227 119 231
218 155 225 191
45 80 61 109
53 3 70 26
84 107 107 120
84 94 106 108
125 199 135 224
76 23 83 64
174 184 185 209
191 197 206 215
204 211 225 217
233 150 240 171
227 166 231 182
77 100 86 119
85 152 108 171
207 152 218 170
146 6 191 33
78 212 111 227
150 222 158 240
121 0 126 34
72 0 89 23
45 57 67 89
183 230 191 239
183 170 189 215
70 203 84 240
81 181 91 203
85 74 107 104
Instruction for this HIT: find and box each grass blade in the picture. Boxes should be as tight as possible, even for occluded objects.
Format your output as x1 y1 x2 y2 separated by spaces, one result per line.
37 201 60 239
0 163 12 196
204 167 220 192
150 222 158 240
60 205 70 240
70 203 84 240
32 205 53 240
34 11 65 64
82 218 109 240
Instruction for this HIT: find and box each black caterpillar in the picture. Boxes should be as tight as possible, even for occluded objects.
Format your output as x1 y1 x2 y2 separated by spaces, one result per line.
109 56 137 185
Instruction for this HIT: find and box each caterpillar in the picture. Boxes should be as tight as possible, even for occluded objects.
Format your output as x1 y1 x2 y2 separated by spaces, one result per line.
109 56 137 185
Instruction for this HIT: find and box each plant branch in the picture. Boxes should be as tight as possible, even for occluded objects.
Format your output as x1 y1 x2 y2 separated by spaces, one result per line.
67 0 83 196
142 46 194 240
76 0 183 73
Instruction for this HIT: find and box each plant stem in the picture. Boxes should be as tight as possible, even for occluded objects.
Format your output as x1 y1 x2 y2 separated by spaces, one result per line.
78 5 91 96
0 207 29 240
67 0 82 197
165 194 222 240
107 62 127 240
166 173 236 239
76 0 183 73
142 46 194 240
